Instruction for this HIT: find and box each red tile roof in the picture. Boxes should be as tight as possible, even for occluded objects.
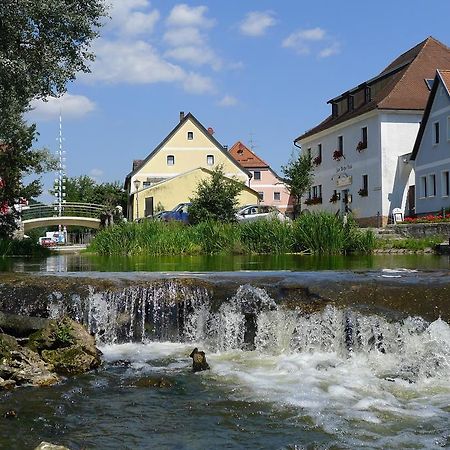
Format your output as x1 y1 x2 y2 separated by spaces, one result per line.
296 37 450 142
440 69 450 93
229 141 269 168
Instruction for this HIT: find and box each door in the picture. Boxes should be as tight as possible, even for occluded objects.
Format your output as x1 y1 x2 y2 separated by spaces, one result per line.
407 186 415 216
145 197 154 217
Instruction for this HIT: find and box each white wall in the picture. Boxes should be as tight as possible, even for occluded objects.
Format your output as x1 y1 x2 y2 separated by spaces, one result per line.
380 112 421 216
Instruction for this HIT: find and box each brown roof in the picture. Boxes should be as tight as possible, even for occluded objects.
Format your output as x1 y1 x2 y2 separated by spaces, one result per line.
296 37 450 142
229 141 269 168
411 69 450 160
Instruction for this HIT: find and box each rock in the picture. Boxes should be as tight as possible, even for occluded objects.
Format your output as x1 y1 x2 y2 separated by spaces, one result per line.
28 317 101 375
3 409 17 419
0 333 20 360
0 312 50 338
41 345 100 375
132 376 173 388
189 348 210 372
1 347 59 387
34 442 70 450
0 378 16 390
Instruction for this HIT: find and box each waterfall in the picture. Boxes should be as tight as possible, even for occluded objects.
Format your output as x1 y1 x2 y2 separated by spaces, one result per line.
40 281 450 382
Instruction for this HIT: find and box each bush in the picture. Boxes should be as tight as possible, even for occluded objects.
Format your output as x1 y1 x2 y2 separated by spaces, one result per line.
0 239 50 257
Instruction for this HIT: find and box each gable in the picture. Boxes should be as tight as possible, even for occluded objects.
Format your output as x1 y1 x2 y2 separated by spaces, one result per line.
126 113 250 186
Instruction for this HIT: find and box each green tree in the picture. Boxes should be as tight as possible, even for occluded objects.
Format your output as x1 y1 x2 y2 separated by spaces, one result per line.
0 0 107 238
282 149 314 218
189 166 244 224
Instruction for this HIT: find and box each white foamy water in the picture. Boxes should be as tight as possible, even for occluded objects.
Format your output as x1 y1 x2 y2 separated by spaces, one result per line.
100 312 450 449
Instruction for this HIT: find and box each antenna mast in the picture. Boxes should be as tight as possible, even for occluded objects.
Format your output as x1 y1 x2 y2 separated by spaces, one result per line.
54 112 66 220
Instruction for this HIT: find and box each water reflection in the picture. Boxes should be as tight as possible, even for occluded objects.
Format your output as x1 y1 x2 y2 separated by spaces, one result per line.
0 252 449 272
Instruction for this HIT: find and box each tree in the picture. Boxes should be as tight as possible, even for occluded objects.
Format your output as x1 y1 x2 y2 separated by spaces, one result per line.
0 0 107 238
282 149 314 218
189 166 244 224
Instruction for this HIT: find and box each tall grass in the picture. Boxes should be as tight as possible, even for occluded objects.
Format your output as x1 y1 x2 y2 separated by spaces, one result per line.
89 213 376 256
0 239 50 257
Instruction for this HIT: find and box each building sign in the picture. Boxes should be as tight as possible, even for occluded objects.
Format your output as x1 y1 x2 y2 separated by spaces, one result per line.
336 176 352 187
336 164 352 173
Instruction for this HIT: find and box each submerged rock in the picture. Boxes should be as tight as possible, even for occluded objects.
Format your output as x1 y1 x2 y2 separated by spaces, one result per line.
132 376 173 388
189 348 210 372
28 317 101 375
34 442 71 450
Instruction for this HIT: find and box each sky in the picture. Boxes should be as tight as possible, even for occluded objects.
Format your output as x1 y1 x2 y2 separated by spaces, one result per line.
26 0 450 202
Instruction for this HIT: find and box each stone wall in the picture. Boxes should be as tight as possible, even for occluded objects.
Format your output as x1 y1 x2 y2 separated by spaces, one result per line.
393 222 450 238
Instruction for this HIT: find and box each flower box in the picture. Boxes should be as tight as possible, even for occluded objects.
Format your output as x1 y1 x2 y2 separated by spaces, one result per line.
356 141 367 152
313 155 322 166
329 193 340 203
333 149 344 161
305 197 323 205
358 188 368 197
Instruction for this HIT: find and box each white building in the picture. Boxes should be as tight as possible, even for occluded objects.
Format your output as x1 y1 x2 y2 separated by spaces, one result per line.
295 37 450 226
410 70 450 215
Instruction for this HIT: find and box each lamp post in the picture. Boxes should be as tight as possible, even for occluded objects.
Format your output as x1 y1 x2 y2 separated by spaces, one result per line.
133 179 141 220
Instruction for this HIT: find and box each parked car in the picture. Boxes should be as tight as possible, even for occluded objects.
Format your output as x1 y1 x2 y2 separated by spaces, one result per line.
235 205 289 223
38 237 56 247
159 203 191 223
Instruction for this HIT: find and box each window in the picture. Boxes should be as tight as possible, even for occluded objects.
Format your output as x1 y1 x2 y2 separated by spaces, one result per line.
347 95 354 111
206 155 214 166
318 143 322 159
167 155 175 166
253 171 261 180
364 86 371 103
362 127 368 146
433 122 440 145
143 181 151 188
420 176 427 198
429 174 436 197
447 116 450 141
258 192 264 201
442 171 450 197
362 174 368 191
332 103 338 117
338 136 344 153
274 192 281 201
312 185 322 198
187 131 194 140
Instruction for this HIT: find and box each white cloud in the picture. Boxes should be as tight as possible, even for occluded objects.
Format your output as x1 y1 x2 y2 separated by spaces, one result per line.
282 27 340 58
319 42 341 58
165 45 221 70
108 0 160 36
166 4 215 28
182 73 215 94
87 40 184 84
218 95 238 107
28 94 96 121
163 27 203 46
89 168 104 179
239 11 276 37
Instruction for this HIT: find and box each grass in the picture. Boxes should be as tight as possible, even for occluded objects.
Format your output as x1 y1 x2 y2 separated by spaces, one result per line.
376 235 445 251
0 239 50 257
89 213 376 256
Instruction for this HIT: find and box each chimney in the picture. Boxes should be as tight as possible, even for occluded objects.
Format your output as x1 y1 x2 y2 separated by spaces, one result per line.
207 127 214 135
179 111 185 122
223 145 228 151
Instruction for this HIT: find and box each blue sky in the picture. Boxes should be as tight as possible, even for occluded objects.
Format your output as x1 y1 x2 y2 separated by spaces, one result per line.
27 0 450 201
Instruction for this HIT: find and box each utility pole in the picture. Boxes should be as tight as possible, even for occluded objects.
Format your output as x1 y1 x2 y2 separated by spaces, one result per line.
54 112 67 243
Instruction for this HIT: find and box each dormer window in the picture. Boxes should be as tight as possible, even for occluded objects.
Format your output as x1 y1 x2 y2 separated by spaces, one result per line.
187 131 194 140
364 86 371 103
424 78 434 91
347 95 354 112
332 103 338 117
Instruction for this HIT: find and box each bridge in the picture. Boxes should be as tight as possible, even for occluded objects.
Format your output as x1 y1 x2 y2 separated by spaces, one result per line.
21 202 104 232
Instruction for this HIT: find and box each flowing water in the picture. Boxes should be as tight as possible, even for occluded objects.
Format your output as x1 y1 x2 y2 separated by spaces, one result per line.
1 281 450 449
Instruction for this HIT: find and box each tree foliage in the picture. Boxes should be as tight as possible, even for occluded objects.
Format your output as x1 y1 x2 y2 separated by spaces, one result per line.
282 149 314 218
53 175 127 211
0 0 107 238
189 166 244 224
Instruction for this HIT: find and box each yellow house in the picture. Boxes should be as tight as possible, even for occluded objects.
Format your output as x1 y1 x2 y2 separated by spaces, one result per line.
125 112 258 219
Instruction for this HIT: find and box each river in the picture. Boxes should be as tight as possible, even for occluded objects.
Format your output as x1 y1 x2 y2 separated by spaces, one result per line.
0 254 449 449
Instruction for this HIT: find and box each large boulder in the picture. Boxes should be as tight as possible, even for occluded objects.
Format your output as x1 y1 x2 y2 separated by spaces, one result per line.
28 317 101 375
34 443 71 450
0 344 58 388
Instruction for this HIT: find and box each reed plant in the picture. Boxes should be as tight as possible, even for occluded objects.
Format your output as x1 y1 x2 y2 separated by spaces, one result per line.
89 212 376 256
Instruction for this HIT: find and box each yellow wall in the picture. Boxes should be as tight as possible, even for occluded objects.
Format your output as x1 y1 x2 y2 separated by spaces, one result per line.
132 117 249 187
133 168 259 219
